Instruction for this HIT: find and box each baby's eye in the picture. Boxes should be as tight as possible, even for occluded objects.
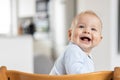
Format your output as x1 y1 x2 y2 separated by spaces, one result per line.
79 25 84 28
91 28 97 31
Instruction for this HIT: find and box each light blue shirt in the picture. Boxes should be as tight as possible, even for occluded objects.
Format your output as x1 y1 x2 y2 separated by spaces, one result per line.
50 42 94 75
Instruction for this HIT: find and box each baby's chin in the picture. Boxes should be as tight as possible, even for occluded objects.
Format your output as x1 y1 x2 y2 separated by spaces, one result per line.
78 44 92 53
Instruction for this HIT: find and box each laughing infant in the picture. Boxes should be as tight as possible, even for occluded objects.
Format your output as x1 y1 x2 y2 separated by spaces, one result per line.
50 10 103 75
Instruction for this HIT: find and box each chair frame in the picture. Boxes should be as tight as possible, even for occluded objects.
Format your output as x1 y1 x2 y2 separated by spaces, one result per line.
0 66 120 80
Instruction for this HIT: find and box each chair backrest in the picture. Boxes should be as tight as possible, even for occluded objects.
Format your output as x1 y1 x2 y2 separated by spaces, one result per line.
0 66 120 80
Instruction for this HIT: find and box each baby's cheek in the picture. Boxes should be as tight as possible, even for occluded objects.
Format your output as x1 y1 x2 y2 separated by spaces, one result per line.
94 36 101 45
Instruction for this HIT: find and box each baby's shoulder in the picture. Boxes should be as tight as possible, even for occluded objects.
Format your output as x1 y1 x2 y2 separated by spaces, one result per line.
64 43 85 59
67 43 80 51
64 43 83 55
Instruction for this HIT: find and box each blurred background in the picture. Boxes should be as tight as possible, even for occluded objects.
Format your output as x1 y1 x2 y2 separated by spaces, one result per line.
0 0 120 74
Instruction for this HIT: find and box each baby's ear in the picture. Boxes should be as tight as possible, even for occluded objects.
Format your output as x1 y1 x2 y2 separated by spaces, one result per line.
68 29 72 41
101 36 103 40
100 35 103 42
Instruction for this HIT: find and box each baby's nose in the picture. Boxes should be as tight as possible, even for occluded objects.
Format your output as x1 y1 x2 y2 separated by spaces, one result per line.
83 28 91 34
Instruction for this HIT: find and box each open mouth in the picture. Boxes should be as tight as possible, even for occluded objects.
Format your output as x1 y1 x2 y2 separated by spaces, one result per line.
80 36 91 42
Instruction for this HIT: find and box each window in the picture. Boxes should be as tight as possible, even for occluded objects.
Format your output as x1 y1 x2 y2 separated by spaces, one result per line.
0 0 11 35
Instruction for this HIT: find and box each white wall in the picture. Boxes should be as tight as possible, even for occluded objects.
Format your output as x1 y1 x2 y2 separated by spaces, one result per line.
76 0 120 71
50 0 76 57
11 0 18 36
18 0 35 17
50 0 66 57
0 36 34 73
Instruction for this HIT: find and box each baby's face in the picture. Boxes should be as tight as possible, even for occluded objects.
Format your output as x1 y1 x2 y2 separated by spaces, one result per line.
69 14 102 53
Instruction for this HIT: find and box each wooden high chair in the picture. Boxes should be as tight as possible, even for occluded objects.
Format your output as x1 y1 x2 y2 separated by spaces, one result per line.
0 66 120 80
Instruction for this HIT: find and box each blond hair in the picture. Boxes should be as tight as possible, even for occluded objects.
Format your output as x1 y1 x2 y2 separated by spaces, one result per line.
70 10 102 29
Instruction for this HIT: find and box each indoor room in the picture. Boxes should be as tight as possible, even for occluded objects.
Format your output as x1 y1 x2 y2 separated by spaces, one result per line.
0 0 120 75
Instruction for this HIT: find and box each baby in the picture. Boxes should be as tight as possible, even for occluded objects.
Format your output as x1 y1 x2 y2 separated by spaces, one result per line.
50 10 103 75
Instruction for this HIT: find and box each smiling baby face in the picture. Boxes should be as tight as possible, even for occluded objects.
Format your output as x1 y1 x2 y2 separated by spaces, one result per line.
68 11 102 54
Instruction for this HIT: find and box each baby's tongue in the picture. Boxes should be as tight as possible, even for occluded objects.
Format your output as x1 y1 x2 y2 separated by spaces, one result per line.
83 38 89 41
